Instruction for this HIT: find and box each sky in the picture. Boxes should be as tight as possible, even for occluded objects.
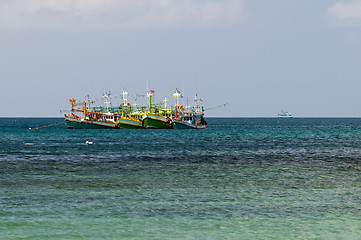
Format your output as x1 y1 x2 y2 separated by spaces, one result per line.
1 0 361 117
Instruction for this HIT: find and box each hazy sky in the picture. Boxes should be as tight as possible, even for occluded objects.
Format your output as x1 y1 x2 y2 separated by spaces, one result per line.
1 0 361 117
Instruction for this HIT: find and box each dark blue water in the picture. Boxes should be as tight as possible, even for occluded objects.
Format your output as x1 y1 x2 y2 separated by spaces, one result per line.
1 118 361 239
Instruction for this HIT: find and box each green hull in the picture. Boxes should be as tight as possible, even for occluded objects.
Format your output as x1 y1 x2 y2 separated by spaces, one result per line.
142 115 172 129
118 118 144 129
65 118 118 129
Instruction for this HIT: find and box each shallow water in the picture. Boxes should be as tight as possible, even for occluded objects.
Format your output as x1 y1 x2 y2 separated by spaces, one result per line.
1 118 361 239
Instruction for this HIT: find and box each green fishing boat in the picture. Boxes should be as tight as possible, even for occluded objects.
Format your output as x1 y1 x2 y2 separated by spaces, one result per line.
141 90 173 129
117 117 143 129
142 113 172 129
118 111 145 129
117 90 145 129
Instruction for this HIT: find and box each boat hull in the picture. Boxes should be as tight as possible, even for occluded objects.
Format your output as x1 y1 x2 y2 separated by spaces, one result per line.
118 118 144 129
172 120 207 129
142 114 172 129
65 117 119 129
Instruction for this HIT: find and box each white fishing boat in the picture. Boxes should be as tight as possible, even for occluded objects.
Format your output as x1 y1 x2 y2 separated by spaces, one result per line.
172 90 207 129
277 111 293 118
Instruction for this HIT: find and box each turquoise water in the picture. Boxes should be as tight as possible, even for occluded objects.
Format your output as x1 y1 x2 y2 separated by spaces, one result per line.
1 118 361 239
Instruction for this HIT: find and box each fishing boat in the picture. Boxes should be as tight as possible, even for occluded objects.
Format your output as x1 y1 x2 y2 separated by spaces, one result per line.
172 91 207 129
118 110 145 129
117 116 144 129
64 95 119 129
277 111 293 118
64 88 209 129
142 90 173 129
172 116 207 129
117 90 145 129
142 113 172 129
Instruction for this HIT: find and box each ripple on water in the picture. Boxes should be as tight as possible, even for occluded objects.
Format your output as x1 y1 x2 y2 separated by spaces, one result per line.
1 118 361 239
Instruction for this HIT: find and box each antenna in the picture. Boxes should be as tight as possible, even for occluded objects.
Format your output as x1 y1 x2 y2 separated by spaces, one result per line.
182 80 185 107
194 72 198 96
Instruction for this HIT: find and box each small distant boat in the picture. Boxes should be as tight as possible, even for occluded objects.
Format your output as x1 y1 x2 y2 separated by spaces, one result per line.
277 111 293 118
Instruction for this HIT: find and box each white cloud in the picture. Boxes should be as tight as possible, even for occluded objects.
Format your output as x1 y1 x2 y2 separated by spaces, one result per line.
0 0 246 29
328 0 361 24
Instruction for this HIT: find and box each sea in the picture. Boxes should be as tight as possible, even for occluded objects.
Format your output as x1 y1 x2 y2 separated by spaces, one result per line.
1 117 361 239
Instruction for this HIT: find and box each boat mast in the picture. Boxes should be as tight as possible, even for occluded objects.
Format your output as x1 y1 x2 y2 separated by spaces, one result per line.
83 99 87 119
69 97 75 117
103 91 111 112
147 90 154 113
173 89 181 119
121 89 128 106
193 93 204 117
121 89 128 117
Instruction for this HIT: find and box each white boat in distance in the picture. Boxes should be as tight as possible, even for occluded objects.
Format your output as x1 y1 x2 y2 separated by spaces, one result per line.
277 111 293 118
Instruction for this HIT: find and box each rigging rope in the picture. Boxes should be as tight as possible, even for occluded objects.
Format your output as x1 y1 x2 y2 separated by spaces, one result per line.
29 121 65 130
205 103 228 111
